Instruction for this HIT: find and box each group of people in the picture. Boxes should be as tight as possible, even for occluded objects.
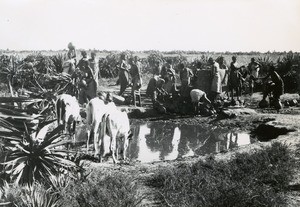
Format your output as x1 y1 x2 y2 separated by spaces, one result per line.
146 55 285 114
62 43 142 106
62 43 99 105
62 42 285 112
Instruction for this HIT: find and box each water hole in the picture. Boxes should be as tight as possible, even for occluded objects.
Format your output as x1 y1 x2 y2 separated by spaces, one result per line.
75 120 253 163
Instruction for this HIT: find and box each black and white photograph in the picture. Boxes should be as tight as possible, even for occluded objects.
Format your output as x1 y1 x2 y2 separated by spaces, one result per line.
0 0 300 206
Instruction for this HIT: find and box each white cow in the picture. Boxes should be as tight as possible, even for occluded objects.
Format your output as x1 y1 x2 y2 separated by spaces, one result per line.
101 109 132 164
86 97 106 154
56 94 81 142
85 97 117 156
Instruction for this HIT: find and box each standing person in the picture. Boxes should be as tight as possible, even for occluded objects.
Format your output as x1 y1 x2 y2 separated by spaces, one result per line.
247 57 261 95
67 42 77 65
153 60 162 77
118 53 130 96
179 62 194 99
77 51 97 105
62 52 76 76
209 57 222 102
89 51 100 88
129 56 142 106
160 59 172 81
228 56 245 103
217 56 229 95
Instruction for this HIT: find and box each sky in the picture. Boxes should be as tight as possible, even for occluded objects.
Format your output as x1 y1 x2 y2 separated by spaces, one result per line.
0 0 299 52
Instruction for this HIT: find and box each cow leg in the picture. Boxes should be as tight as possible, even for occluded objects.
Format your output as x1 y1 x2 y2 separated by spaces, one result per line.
86 128 91 153
99 115 108 162
110 136 118 164
97 122 104 163
86 123 94 153
107 122 118 164
93 123 100 158
123 137 129 161
116 141 119 161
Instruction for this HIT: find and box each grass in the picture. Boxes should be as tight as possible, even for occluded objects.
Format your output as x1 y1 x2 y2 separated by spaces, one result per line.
147 142 296 207
1 172 144 207
59 172 144 207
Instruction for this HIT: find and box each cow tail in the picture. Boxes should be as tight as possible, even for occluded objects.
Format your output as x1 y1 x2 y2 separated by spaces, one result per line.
101 113 108 138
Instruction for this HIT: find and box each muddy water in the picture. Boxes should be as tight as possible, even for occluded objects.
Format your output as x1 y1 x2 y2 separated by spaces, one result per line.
127 120 253 163
75 120 253 163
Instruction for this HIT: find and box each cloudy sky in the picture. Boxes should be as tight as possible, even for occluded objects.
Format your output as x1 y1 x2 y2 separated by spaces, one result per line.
0 0 299 52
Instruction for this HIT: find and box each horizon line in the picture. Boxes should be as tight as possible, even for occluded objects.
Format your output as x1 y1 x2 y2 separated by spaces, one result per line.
0 49 299 54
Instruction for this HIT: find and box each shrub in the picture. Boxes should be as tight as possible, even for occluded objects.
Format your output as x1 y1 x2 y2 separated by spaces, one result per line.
147 142 295 207
59 172 144 207
0 181 61 207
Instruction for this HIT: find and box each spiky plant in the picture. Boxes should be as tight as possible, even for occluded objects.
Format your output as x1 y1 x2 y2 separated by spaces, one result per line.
0 55 20 97
1 118 77 186
35 54 56 74
51 54 66 73
276 52 300 92
0 97 78 186
257 56 273 75
0 181 62 207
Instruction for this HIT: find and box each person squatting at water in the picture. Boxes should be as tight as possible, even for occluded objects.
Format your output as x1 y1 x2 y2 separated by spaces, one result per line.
147 73 181 114
146 75 168 104
190 89 215 116
259 64 284 109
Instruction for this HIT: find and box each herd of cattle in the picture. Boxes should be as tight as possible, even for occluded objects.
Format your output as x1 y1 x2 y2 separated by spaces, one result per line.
56 93 132 164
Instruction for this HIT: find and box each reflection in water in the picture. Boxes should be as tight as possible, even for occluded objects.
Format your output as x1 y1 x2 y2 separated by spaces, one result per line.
128 121 252 163
164 127 180 160
136 124 160 162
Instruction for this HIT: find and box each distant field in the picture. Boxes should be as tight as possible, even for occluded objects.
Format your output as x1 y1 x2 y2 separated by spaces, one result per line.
0 50 286 67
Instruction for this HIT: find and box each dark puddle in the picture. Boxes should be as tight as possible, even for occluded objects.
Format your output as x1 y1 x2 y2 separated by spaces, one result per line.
74 120 254 163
